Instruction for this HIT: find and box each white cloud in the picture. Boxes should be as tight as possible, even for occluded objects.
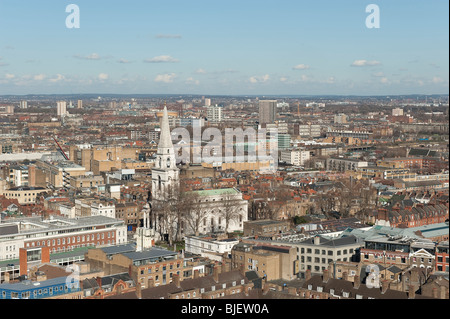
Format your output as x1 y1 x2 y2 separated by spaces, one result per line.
155 34 182 39
98 73 109 80
33 74 46 81
300 74 312 82
154 73 176 83
49 74 65 83
432 76 444 84
351 59 381 67
186 77 200 85
326 76 336 84
249 74 270 83
380 77 389 84
5 73 15 79
292 64 310 70
280 77 288 82
195 68 207 74
144 55 179 63
74 53 102 60
117 58 132 64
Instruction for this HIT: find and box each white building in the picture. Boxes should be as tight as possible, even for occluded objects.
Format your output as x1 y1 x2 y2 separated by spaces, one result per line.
207 105 223 122
57 101 67 117
280 149 310 166
186 188 248 235
392 107 404 116
184 234 239 262
90 201 116 219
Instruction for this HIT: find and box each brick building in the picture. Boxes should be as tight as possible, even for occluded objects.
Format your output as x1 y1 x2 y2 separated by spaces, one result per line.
231 242 298 281
435 241 449 273
376 203 448 228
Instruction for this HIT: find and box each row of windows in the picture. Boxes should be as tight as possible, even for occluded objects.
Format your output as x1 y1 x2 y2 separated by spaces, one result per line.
25 232 115 247
363 254 408 263
2 284 71 299
300 248 355 256
140 262 182 275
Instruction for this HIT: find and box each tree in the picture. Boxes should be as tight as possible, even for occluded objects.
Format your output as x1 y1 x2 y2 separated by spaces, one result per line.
219 192 244 234
182 192 208 236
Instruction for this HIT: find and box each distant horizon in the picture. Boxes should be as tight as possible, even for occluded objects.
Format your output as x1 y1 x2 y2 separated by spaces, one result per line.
1 93 449 98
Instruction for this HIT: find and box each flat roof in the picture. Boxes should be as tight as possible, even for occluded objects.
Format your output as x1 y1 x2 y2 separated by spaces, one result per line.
122 247 178 261
191 188 239 197
0 276 72 292
0 215 125 237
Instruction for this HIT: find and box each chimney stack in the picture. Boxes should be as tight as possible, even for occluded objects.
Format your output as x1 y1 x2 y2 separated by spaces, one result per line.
136 283 142 299
173 274 181 288
381 280 389 294
213 266 219 283
194 269 200 279
263 282 270 295
440 285 447 300
322 269 329 283
353 275 360 289
147 277 154 288
408 285 415 299
342 271 348 281
305 269 311 281
239 263 246 277
288 287 297 296
432 287 438 299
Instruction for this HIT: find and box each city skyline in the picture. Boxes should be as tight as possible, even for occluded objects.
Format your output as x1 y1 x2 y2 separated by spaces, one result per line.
0 0 448 96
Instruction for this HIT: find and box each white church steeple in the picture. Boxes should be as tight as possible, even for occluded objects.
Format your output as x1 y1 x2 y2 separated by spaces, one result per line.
151 105 179 201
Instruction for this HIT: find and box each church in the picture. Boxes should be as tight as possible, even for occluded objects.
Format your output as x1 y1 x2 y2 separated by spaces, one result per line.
145 106 248 245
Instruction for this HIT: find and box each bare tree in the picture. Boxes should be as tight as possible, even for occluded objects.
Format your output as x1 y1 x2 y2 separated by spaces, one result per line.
219 192 244 234
181 192 208 236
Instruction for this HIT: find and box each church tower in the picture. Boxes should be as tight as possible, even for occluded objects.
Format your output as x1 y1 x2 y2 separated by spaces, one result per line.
151 105 179 201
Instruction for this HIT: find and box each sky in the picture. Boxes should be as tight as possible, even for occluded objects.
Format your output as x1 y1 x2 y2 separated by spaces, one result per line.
0 0 448 96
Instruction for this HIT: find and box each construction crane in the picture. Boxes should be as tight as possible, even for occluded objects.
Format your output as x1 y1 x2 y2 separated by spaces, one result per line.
53 136 69 161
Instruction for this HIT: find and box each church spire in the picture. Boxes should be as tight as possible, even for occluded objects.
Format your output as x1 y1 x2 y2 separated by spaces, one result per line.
158 105 174 150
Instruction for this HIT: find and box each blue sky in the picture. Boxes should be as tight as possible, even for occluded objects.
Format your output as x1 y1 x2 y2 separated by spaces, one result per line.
0 0 448 95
